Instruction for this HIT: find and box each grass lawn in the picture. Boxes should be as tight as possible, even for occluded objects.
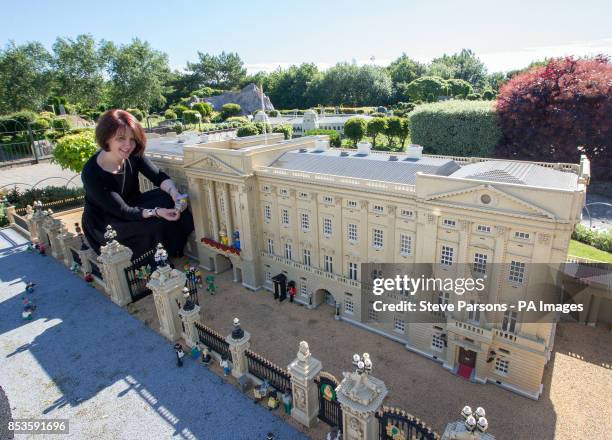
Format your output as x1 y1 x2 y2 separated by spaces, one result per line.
568 240 612 262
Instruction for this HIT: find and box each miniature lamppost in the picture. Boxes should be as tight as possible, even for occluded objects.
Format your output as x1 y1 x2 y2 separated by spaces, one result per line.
104 225 117 245
154 243 168 267
352 352 373 376
34 200 43 213
182 286 195 311
461 406 489 438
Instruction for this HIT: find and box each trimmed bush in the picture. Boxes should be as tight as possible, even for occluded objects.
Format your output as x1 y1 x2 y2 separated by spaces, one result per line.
51 118 71 131
182 110 201 124
344 117 368 146
466 93 481 100
220 103 241 119
192 102 213 118
367 117 388 148
172 122 184 134
272 124 293 140
253 122 272 134
52 130 97 173
164 109 177 120
304 129 341 148
171 105 189 118
409 100 501 157
31 118 50 131
572 224 612 254
225 116 249 125
404 77 448 102
236 124 259 137
126 108 144 121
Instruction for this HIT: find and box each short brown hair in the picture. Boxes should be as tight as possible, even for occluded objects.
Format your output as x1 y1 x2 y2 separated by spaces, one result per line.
95 109 147 156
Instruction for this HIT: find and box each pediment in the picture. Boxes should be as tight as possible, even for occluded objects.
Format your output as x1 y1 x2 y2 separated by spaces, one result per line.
424 185 556 219
183 153 244 177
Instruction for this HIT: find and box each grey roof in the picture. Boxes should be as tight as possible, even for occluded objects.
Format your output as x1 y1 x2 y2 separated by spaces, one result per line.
267 115 371 125
450 161 578 190
268 149 460 185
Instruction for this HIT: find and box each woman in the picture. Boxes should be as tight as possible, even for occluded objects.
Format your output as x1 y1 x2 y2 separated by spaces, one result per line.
81 109 194 259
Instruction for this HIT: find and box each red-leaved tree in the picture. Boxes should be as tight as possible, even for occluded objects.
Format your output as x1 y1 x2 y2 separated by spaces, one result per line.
495 56 611 180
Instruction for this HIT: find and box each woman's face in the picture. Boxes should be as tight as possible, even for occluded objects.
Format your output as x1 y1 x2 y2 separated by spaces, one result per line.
107 126 136 161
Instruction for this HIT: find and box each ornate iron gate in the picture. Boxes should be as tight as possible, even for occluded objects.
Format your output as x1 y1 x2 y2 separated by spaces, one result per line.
376 407 439 440
315 372 342 429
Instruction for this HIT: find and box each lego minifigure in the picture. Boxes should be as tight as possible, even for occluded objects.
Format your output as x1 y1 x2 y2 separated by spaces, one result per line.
22 298 35 320
287 281 296 303
220 355 230 376
84 272 94 283
25 282 35 293
282 389 292 414
200 345 211 365
70 261 80 272
26 242 34 252
37 243 46 255
232 231 240 250
219 230 228 246
267 390 279 410
174 343 184 367
205 275 216 295
190 345 200 360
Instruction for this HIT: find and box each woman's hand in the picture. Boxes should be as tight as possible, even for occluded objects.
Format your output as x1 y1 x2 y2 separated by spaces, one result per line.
156 208 180 221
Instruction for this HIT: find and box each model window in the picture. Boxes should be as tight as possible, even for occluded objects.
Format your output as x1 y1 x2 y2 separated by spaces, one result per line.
280 188 288 196
399 234 412 256
432 334 445 351
347 200 358 208
373 205 384 214
400 209 414 218
393 316 405 333
281 208 289 226
299 192 308 199
440 245 454 266
348 223 358 242
509 260 525 284
284 243 292 260
300 283 308 297
495 358 509 375
514 231 530 240
323 196 333 204
267 238 274 254
368 305 378 322
477 224 491 233
323 217 333 236
324 255 333 273
502 309 517 333
303 249 311 266
300 213 310 230
218 196 225 215
344 299 354 314
438 291 450 306
443 219 456 227
372 228 384 248
468 300 481 323
263 204 272 222
473 253 488 274
348 262 358 281
265 271 272 282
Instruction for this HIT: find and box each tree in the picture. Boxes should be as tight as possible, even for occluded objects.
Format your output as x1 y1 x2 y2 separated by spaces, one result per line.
186 51 247 90
0 41 53 113
403 76 448 102
344 117 368 146
265 63 322 109
108 39 169 111
429 49 487 90
317 63 393 106
446 79 473 98
388 53 426 85
192 102 212 118
51 34 113 109
220 103 241 119
398 118 410 148
496 56 612 180
385 116 404 146
367 117 388 148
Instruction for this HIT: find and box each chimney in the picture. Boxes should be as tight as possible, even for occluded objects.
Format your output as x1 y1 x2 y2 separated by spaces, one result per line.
406 144 423 159
357 141 371 155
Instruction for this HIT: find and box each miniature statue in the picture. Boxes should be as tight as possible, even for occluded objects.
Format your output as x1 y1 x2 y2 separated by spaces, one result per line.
195 269 203 288
267 390 279 410
205 275 216 295
220 355 230 376
282 389 292 414
190 345 200 360
219 230 229 246
287 281 296 303
174 343 185 367
200 344 211 365
25 282 35 293
232 230 240 250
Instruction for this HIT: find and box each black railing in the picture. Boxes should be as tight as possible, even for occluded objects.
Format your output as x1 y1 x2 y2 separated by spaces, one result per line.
123 248 157 302
376 407 439 440
70 248 82 266
14 196 85 216
245 350 291 392
90 259 103 281
185 275 199 306
315 372 342 428
195 322 232 362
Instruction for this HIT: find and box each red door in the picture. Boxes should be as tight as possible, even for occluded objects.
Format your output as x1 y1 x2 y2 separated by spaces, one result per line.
459 347 477 368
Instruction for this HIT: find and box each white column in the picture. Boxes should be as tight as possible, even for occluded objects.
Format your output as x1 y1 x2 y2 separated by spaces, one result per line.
223 183 233 238
147 261 187 341
207 180 220 241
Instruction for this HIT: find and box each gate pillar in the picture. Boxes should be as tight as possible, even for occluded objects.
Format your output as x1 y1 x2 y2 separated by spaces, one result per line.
97 226 133 306
225 317 251 378
147 244 186 341
287 341 322 428
336 353 388 440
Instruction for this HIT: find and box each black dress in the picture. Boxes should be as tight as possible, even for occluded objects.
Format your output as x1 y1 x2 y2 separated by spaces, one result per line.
81 151 195 259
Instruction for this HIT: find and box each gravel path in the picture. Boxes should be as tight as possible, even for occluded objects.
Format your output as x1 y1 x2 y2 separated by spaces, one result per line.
138 267 610 440
0 231 308 440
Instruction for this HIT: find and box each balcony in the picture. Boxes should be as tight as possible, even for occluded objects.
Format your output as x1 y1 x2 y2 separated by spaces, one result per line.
447 318 493 343
260 251 361 288
201 237 241 258
493 329 547 353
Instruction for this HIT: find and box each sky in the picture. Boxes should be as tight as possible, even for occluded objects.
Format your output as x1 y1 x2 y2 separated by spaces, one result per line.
2 0 611 74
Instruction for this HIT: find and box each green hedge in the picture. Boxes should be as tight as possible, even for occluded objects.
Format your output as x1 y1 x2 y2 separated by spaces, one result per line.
272 124 293 140
572 224 612 254
236 124 259 137
409 101 501 157
3 186 85 209
303 129 341 148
